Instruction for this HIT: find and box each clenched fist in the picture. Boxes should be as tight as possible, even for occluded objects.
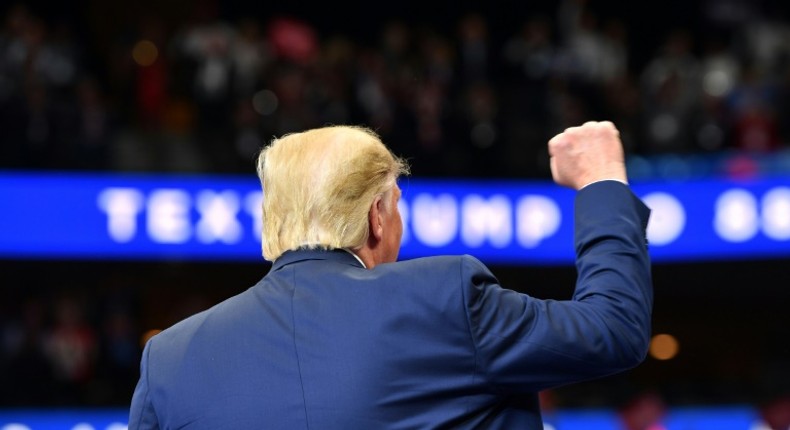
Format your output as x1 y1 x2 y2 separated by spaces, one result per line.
548 121 628 190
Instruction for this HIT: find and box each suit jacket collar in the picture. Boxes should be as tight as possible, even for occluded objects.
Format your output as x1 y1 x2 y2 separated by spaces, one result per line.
271 248 365 272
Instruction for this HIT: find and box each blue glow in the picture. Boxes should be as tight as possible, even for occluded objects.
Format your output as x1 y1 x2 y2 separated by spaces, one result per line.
1 171 789 264
0 406 762 429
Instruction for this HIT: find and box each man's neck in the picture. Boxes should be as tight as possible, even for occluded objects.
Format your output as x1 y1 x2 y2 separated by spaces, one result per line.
341 248 367 268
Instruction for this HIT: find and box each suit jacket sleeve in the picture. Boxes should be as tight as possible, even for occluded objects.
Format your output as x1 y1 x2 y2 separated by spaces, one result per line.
128 338 160 430
463 180 652 394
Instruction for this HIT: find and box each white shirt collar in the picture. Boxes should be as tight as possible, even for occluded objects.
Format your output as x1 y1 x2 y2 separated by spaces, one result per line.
341 248 366 268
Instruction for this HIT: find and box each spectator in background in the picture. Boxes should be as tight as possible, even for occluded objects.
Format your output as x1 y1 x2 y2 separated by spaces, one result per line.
457 13 490 84
69 77 114 170
352 23 418 169
1 296 54 405
96 306 139 404
737 14 790 79
727 64 781 152
598 18 629 85
639 29 702 154
559 6 608 84
231 18 269 98
456 80 502 177
312 35 355 126
693 35 739 152
501 15 556 176
410 32 454 173
46 293 97 404
176 4 238 171
256 16 320 140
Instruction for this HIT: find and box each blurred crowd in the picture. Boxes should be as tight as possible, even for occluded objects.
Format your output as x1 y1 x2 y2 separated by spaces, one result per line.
0 262 237 406
1 277 140 406
2 0 790 178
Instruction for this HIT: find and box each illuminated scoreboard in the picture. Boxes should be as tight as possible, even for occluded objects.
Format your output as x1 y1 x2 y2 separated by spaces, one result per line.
0 172 788 264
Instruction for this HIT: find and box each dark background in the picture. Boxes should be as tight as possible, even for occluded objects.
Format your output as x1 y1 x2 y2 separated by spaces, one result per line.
1 0 789 417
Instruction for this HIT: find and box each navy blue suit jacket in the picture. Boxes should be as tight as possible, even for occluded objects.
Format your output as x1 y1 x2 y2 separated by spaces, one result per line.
129 181 652 429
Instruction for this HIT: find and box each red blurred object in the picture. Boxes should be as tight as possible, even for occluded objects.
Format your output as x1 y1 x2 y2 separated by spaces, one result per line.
267 17 318 65
136 58 168 129
732 106 780 152
759 396 790 430
724 153 760 179
618 391 668 430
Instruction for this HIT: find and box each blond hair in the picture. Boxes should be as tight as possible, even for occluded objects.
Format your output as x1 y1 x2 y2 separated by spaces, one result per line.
256 125 409 261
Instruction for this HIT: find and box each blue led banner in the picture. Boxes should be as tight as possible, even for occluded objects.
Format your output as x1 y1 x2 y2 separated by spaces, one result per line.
0 171 789 264
0 406 762 430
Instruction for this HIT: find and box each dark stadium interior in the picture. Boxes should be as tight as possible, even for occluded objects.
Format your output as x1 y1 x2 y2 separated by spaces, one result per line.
2 257 788 410
1 0 789 421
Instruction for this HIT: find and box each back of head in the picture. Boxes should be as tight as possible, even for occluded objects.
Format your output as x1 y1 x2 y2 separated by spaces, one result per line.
256 125 409 261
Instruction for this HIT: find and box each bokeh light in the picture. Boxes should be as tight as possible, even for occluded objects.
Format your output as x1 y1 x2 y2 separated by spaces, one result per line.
650 333 680 361
132 40 159 67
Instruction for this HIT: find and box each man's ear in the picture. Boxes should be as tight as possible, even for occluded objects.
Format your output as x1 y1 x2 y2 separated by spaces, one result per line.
368 195 384 241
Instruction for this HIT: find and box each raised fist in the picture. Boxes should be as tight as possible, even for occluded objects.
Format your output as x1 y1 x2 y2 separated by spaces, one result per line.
548 121 627 190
